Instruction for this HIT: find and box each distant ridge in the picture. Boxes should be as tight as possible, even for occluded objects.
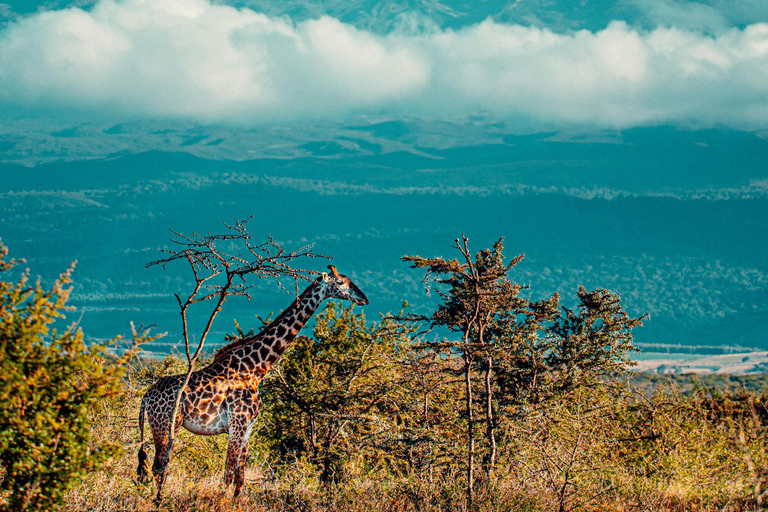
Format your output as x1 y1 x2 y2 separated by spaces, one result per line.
1 131 766 352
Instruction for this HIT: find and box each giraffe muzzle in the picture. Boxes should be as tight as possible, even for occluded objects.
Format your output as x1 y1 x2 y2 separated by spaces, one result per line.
352 290 369 306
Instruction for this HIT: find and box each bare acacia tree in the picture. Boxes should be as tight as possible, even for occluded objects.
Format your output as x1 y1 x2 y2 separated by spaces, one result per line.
145 218 327 500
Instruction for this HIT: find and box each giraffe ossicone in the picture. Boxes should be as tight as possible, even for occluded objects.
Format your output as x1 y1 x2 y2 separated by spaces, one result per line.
137 266 367 497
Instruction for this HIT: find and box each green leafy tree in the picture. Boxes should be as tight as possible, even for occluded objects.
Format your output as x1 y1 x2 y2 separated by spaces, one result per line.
0 241 157 511
259 303 419 483
404 236 645 507
493 286 644 407
403 236 527 502
547 287 643 388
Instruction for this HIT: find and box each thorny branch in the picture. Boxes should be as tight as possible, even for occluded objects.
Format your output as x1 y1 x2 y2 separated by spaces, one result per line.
146 217 329 501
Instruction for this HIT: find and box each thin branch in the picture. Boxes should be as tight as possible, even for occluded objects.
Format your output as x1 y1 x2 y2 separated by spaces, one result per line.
148 218 330 501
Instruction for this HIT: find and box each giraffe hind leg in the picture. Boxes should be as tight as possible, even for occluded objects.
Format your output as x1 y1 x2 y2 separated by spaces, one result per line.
137 399 158 484
137 445 151 483
148 405 184 489
151 440 171 490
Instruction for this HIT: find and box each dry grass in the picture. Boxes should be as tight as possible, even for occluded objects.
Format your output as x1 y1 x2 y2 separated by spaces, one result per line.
59 364 767 512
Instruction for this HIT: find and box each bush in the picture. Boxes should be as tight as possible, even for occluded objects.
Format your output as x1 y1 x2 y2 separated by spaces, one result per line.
0 242 132 511
259 303 420 482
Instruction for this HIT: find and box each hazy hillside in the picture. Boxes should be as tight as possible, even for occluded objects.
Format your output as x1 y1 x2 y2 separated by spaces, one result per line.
1 125 766 353
4 0 767 34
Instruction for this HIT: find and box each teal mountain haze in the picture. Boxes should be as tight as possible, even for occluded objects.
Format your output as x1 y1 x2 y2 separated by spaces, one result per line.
0 0 767 355
1 124 766 354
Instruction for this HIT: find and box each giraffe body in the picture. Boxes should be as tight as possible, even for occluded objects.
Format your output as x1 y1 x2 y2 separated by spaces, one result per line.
137 267 367 496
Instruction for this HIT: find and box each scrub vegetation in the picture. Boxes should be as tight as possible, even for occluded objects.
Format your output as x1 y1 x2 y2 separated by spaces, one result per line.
1 238 766 512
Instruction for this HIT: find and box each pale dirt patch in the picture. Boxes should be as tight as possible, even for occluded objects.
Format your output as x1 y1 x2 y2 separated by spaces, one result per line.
632 351 768 375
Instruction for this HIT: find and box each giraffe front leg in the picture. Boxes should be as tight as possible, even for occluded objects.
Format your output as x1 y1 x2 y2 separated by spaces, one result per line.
225 417 257 496
224 392 261 497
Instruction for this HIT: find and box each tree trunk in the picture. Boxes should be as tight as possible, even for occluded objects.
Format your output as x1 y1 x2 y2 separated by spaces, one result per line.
309 411 317 456
320 423 336 484
464 352 475 508
483 355 497 479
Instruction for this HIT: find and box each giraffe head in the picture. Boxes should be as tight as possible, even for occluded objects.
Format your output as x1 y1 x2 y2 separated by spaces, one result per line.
320 265 369 305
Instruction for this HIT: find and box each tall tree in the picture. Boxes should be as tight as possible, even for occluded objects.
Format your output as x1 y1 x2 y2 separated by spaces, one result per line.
403 236 526 504
404 236 646 507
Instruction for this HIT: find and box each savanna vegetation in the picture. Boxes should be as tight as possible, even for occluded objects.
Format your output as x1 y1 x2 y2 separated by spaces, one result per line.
1 235 766 512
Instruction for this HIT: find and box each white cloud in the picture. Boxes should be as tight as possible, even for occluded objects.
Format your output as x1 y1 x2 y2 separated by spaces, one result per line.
1 0 768 129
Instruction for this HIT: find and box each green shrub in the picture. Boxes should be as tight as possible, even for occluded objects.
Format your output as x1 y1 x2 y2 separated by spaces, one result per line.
0 242 131 511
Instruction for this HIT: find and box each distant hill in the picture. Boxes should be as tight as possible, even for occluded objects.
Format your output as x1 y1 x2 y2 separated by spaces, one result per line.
1 126 766 353
4 0 767 34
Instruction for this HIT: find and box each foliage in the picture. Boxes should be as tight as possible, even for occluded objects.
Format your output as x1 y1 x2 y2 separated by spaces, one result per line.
33 304 762 512
0 231 756 512
621 386 768 508
259 303 421 482
58 353 768 512
403 236 526 344
500 382 768 511
403 236 646 505
495 286 644 408
0 241 159 511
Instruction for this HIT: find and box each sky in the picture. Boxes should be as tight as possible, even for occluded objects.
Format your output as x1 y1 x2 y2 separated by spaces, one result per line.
0 0 767 130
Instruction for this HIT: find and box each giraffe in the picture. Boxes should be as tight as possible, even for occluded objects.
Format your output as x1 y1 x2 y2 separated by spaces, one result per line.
136 265 368 497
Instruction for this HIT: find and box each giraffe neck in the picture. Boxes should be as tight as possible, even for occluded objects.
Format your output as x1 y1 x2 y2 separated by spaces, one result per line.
258 278 324 356
213 277 327 373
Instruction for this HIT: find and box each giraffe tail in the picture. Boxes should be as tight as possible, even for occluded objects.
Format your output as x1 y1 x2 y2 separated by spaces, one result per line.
137 398 150 482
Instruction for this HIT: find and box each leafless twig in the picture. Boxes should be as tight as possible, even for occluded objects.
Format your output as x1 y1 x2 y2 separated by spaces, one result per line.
147 218 329 501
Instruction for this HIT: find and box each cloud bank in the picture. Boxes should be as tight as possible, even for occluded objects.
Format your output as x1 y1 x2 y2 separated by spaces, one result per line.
1 0 768 128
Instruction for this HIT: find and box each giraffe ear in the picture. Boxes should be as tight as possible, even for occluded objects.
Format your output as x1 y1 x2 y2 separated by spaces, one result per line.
321 272 330 281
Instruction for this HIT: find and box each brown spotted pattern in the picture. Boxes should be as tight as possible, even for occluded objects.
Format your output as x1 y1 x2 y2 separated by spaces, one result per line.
137 267 368 497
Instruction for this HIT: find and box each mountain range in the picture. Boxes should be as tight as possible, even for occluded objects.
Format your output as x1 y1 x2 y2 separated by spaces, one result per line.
1 122 766 354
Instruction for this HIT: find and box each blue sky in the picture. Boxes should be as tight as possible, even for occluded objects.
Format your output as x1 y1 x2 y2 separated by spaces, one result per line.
0 0 767 130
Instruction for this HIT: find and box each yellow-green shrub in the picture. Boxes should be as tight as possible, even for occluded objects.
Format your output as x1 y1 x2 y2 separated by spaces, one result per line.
0 242 129 511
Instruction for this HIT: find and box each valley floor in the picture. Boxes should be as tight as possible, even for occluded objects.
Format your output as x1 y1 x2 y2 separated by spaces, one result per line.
632 351 768 375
